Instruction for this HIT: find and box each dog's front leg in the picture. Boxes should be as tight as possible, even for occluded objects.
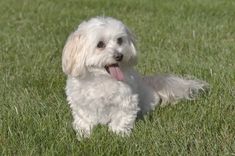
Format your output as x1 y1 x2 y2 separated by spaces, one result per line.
72 114 95 139
108 109 138 136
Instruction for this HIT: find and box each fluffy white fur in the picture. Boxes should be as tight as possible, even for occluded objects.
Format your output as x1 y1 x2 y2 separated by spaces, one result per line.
62 17 208 139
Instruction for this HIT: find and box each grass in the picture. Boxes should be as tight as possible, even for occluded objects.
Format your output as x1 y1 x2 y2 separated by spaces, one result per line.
0 0 234 155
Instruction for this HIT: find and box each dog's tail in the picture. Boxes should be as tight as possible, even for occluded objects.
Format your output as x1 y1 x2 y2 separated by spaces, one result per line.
143 74 209 105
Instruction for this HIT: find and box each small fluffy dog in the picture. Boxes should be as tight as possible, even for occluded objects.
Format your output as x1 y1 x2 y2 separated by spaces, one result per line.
62 16 208 138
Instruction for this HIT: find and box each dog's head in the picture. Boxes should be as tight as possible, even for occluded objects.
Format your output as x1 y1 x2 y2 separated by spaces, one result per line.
62 17 137 80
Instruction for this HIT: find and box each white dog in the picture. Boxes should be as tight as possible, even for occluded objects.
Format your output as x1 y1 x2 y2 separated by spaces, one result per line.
62 16 208 139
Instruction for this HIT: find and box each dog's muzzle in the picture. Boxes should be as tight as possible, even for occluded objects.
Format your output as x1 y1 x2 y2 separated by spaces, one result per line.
113 52 123 62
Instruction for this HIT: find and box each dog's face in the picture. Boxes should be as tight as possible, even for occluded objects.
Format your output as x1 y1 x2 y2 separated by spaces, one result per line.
62 17 137 80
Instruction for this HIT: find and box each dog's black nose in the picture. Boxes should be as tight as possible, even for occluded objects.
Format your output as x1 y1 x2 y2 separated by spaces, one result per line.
113 52 123 61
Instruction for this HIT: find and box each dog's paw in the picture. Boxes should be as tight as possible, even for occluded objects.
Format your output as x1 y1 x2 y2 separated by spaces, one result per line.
75 129 91 140
108 119 134 137
109 126 132 137
72 120 92 140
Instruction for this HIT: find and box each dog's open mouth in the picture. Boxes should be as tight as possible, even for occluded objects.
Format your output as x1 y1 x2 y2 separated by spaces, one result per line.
105 64 124 81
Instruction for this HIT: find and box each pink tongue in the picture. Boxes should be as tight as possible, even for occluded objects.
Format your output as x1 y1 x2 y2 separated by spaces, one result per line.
108 65 124 81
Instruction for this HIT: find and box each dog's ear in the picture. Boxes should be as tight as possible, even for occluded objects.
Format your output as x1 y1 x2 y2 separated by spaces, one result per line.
62 31 86 77
126 28 138 65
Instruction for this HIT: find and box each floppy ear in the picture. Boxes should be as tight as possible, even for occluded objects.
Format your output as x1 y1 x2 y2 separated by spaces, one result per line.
126 28 138 65
62 31 86 77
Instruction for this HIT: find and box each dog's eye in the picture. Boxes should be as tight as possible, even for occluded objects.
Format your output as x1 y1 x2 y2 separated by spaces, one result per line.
97 41 106 49
117 37 123 45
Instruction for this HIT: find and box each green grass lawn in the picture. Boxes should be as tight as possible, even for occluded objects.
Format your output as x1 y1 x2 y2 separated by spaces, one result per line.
1 0 234 155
